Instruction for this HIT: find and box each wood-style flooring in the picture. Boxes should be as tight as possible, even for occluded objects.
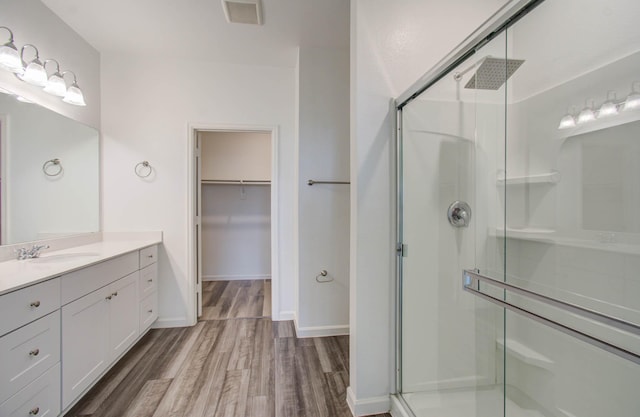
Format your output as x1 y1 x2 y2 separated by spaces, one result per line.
201 280 271 320
65 280 389 417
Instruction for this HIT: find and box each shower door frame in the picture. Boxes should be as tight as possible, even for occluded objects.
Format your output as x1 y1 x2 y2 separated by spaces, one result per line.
392 0 546 402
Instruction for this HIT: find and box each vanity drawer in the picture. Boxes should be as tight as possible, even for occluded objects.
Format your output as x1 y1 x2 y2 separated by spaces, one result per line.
0 362 60 417
139 245 158 269
139 292 158 332
0 311 60 404
138 263 158 300
0 278 60 337
61 252 138 305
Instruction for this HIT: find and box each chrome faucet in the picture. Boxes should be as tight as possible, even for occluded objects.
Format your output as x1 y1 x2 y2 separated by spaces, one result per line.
15 244 50 260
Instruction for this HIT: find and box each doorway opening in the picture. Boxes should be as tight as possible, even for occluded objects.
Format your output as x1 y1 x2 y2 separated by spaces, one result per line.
188 125 279 325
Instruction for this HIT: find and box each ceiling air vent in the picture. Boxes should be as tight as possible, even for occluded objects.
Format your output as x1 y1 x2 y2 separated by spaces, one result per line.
222 0 263 25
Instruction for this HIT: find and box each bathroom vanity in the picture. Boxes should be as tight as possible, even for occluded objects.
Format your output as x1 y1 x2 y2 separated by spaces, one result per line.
0 236 161 416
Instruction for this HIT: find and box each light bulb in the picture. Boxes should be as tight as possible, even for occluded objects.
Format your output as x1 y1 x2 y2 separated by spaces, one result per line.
62 82 86 106
17 44 47 87
624 92 640 111
43 60 66 97
577 101 596 124
20 60 47 86
558 114 576 129
61 71 86 106
0 27 22 73
597 91 618 118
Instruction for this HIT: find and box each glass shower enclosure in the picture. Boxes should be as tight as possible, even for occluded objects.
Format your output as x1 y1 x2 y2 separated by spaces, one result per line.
395 1 640 416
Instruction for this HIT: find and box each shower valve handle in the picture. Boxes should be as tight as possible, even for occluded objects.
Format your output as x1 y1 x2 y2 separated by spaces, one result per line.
447 201 472 227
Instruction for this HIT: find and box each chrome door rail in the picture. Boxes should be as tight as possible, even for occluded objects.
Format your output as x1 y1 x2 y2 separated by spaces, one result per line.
463 269 640 365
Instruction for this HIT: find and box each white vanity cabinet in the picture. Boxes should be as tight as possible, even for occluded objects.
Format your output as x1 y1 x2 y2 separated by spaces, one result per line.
0 278 62 415
0 242 160 416
61 271 140 409
60 246 158 411
138 245 158 332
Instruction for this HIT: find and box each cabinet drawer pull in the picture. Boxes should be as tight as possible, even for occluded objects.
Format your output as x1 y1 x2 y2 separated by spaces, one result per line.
147 254 154 258
29 348 40 357
147 309 153 313
112 291 118 297
147 279 153 283
105 295 113 300
30 301 41 308
29 407 40 415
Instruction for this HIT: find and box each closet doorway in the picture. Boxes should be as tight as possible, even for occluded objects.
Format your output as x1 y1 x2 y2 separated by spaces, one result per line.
189 125 278 324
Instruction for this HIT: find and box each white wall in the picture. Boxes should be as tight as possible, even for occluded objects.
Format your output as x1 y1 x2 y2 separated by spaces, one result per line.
296 47 350 337
200 131 271 181
201 184 270 281
0 0 100 128
101 55 296 326
349 0 509 415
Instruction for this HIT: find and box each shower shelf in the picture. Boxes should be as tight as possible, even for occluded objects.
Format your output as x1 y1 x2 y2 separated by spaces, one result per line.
496 338 554 370
490 228 640 255
496 170 559 185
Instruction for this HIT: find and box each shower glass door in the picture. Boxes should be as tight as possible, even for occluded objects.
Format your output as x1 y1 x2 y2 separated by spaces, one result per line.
398 29 509 417
398 1 640 417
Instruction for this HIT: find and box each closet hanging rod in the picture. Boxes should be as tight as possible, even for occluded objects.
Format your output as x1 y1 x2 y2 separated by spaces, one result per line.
201 179 270 185
307 180 350 186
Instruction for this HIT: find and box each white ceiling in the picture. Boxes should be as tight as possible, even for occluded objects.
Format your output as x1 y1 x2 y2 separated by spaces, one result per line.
41 0 350 68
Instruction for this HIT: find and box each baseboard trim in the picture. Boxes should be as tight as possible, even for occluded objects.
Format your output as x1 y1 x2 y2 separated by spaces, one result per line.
274 310 295 321
152 317 191 328
390 395 413 417
346 387 390 416
295 323 350 338
203 274 271 281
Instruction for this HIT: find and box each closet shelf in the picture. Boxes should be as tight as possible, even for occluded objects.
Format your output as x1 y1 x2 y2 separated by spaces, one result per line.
201 179 271 185
496 170 559 185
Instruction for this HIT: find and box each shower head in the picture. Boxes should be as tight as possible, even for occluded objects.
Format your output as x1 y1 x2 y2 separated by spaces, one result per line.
454 56 525 90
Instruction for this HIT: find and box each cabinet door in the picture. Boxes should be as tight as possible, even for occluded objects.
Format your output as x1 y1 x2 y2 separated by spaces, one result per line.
109 272 139 361
62 288 110 409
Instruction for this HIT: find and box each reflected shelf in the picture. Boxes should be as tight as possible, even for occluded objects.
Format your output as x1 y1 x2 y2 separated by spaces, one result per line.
496 170 560 185
490 227 640 255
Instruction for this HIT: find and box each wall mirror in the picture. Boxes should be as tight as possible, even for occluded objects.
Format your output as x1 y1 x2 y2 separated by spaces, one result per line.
0 87 99 245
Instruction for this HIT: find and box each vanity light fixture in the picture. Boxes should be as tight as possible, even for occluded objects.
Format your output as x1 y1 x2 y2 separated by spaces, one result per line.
0 24 86 106
0 26 22 73
18 44 47 87
43 59 67 97
623 82 640 111
558 83 640 130
61 71 86 106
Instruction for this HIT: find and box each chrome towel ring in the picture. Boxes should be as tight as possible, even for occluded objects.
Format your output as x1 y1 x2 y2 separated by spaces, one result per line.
135 161 152 178
42 158 63 176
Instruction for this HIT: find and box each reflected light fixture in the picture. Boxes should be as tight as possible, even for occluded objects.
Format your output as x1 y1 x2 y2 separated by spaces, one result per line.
61 70 86 106
43 59 67 97
0 26 22 73
623 82 640 111
18 44 47 87
577 100 596 124
15 95 33 103
558 112 576 129
597 91 618 118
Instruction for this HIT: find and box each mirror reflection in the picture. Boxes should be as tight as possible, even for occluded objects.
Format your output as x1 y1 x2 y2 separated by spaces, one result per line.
0 89 99 245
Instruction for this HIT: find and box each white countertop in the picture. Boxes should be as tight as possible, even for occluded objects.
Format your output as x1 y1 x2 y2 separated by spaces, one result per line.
0 238 161 296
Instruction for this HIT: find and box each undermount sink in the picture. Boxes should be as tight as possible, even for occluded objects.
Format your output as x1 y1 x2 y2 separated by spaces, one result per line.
28 252 102 263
